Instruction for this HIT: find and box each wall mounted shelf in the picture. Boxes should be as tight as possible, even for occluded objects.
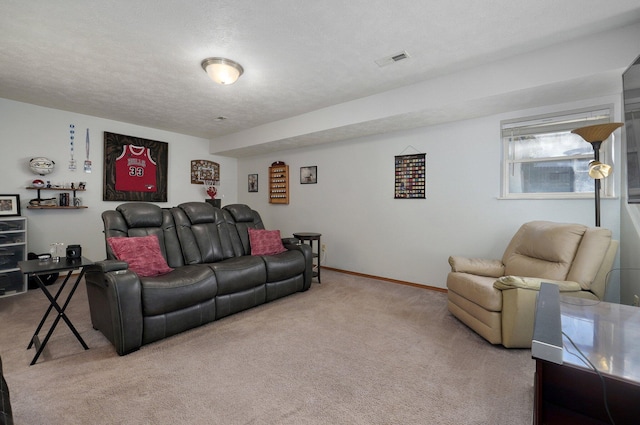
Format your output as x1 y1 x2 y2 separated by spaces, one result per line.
269 164 289 204
25 187 88 209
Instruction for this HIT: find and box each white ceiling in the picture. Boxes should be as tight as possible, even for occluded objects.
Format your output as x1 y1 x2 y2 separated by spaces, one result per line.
2 1 640 157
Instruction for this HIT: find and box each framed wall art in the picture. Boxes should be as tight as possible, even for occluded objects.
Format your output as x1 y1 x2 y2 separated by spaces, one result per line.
0 194 21 216
394 153 426 199
248 174 258 192
191 159 220 185
103 132 168 202
300 166 317 184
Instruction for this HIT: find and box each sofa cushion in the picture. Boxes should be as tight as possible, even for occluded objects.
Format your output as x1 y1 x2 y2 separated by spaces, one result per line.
108 235 173 277
209 256 267 295
248 228 287 256
503 221 585 281
566 227 612 290
173 203 239 263
261 250 306 282
140 265 217 316
224 204 257 223
117 202 164 228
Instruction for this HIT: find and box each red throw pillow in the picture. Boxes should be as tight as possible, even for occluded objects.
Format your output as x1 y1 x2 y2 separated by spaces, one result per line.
248 228 287 256
107 235 173 277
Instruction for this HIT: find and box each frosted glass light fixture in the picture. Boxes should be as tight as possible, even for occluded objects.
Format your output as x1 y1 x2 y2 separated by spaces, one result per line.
201 57 244 85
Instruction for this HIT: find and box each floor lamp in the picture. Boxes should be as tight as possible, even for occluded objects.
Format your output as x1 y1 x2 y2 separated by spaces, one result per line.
571 122 623 227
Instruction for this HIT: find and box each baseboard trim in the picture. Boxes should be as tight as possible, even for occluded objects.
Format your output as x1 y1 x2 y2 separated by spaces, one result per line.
321 266 447 293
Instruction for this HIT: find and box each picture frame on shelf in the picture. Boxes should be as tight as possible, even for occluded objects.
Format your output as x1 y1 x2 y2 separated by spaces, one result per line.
0 194 21 216
248 174 258 192
300 166 317 184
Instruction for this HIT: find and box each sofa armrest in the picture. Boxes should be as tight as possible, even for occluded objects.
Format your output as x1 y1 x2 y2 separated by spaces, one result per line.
282 241 313 291
282 237 300 246
85 262 144 356
498 279 584 348
448 256 504 277
494 276 582 292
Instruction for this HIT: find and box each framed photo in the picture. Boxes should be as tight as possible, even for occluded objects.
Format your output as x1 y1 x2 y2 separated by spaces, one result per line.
190 159 220 185
0 194 21 216
103 132 168 202
248 174 258 192
394 153 426 199
300 166 317 184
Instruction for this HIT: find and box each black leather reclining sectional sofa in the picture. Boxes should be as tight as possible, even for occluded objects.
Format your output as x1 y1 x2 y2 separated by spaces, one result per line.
0 356 12 425
85 202 313 356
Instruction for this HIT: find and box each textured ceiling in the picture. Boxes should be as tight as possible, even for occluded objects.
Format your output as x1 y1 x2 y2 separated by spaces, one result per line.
2 1 640 157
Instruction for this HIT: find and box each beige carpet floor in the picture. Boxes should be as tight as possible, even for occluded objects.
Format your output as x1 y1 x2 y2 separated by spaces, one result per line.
0 269 534 424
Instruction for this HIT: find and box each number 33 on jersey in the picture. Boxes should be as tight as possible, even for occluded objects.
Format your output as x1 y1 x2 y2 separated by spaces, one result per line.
115 145 158 192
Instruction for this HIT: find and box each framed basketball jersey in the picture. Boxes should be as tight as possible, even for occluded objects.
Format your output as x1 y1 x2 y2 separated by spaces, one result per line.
103 132 168 202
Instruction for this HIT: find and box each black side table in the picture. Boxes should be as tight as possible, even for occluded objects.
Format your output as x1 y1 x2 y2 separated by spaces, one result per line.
18 257 93 365
293 232 321 283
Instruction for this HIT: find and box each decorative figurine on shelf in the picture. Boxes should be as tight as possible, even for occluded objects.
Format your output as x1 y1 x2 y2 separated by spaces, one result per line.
204 180 217 199
203 180 222 208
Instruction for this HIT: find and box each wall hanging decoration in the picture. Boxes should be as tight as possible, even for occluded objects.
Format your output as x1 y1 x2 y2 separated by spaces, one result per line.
203 179 221 208
84 128 92 173
204 180 217 199
394 149 426 199
190 159 220 185
300 166 317 184
103 132 168 202
248 174 258 192
269 161 289 204
0 194 21 216
69 124 77 171
29 157 55 175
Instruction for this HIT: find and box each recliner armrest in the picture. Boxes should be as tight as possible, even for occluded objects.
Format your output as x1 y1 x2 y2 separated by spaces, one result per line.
282 237 300 246
494 276 582 292
91 259 129 273
448 256 504 277
85 262 144 356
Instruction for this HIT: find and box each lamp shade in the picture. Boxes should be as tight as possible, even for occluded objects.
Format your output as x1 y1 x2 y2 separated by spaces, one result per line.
588 161 612 179
201 57 244 85
571 122 623 143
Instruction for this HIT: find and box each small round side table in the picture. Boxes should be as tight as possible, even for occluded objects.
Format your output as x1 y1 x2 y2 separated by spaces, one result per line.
293 232 321 283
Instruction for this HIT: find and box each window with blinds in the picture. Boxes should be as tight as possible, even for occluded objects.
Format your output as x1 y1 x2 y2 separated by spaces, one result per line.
501 105 614 198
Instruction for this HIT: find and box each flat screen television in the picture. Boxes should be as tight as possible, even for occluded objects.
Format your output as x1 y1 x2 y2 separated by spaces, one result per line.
623 54 640 203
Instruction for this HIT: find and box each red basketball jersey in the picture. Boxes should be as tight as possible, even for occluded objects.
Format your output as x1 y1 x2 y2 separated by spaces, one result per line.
115 145 158 192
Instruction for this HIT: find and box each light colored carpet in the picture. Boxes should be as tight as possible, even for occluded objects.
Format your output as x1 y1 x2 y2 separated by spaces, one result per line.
0 269 534 424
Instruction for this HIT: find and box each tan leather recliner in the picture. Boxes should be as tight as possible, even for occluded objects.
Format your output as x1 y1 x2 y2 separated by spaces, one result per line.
446 221 618 348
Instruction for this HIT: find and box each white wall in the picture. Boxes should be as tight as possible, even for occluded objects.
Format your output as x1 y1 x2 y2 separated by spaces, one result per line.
1 96 627 301
237 95 623 298
0 99 237 262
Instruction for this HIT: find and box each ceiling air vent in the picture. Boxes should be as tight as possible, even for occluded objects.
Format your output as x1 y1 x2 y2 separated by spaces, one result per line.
375 50 410 67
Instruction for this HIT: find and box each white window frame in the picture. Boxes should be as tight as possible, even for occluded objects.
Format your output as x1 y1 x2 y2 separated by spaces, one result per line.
501 105 616 199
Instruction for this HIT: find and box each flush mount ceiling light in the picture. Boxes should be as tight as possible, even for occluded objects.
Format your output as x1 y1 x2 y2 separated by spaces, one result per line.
201 57 244 85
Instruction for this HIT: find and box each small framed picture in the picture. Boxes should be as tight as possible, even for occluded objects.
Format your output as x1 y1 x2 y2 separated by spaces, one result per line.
0 194 21 216
248 174 258 192
300 166 317 184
